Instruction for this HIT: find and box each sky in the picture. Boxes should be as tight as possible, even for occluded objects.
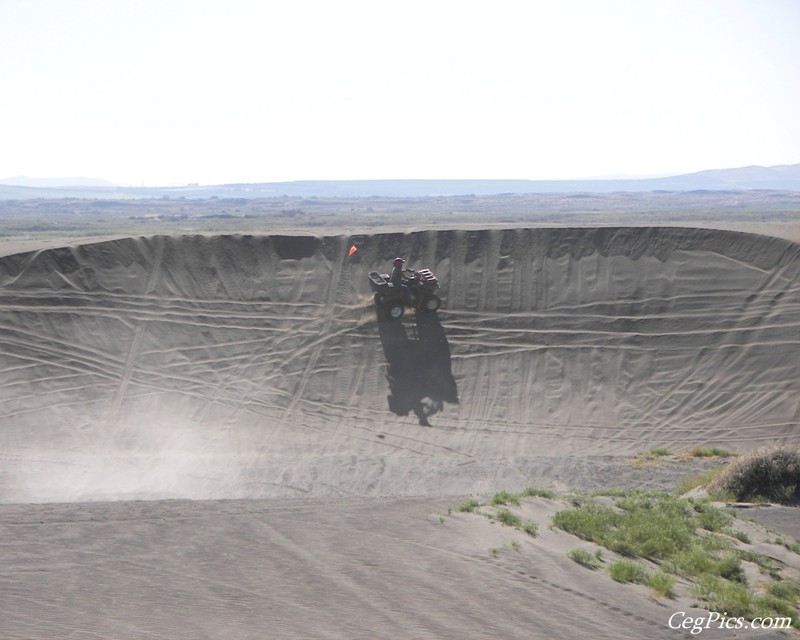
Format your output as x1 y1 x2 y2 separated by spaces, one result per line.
1 0 799 186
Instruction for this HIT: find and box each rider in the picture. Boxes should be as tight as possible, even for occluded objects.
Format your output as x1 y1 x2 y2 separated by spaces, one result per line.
390 257 405 287
390 257 412 304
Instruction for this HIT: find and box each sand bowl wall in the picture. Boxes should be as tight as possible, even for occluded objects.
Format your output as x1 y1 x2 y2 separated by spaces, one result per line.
1 227 798 502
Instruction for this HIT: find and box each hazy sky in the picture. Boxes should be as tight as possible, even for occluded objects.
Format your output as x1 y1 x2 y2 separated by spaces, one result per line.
2 0 798 186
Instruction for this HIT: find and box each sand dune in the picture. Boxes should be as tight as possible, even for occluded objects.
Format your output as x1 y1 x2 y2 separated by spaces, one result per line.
1 226 799 502
2 225 799 639
8 495 791 640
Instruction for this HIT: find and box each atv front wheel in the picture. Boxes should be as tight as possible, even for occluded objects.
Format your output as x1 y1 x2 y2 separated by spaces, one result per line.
420 295 441 312
386 303 405 321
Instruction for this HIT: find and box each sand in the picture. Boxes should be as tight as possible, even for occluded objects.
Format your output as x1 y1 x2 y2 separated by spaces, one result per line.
1 224 798 638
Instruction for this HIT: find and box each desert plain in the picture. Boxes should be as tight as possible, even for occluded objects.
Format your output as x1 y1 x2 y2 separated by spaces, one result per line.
1 206 799 638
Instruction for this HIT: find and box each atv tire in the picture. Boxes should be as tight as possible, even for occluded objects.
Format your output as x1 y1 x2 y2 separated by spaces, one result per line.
386 303 405 321
420 295 441 312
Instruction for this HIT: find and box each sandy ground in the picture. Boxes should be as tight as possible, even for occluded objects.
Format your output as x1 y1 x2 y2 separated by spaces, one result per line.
1 223 798 638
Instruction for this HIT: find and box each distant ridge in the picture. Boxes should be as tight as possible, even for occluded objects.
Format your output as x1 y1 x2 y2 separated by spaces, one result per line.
1 163 798 200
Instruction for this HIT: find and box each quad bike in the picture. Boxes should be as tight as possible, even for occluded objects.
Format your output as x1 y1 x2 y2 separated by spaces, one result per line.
369 268 441 321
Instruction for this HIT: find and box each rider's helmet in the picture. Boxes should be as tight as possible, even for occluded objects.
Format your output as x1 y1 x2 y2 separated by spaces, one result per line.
393 257 405 266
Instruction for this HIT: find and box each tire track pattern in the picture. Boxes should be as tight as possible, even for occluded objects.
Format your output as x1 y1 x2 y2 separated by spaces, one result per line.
0 228 798 501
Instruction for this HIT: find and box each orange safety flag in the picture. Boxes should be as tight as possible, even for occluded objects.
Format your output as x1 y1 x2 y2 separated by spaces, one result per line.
348 245 358 257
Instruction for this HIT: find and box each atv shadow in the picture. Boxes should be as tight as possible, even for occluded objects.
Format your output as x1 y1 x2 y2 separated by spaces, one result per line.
376 310 459 426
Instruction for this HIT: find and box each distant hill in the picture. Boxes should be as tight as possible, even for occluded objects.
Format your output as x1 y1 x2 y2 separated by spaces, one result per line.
1 164 798 200
673 163 800 190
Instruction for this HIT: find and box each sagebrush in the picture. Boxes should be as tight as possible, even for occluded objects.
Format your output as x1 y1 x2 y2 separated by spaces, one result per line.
706 445 800 503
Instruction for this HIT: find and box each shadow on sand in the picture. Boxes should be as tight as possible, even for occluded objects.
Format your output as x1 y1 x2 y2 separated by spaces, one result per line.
376 310 459 426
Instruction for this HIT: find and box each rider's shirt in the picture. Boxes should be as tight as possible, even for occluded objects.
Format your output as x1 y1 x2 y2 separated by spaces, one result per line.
390 265 404 287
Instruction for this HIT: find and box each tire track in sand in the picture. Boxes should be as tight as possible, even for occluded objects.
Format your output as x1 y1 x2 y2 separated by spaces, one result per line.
254 237 350 451
110 239 165 420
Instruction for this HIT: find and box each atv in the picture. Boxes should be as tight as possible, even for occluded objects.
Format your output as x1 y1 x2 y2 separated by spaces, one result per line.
369 267 442 321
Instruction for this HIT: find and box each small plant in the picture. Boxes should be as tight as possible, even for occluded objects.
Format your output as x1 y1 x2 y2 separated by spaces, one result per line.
767 580 800 601
736 549 781 578
665 547 717 578
522 521 539 537
647 571 676 599
491 491 521 506
716 554 746 583
752 593 798 624
521 487 556 499
591 488 666 499
633 448 673 466
723 527 750 544
694 575 752 617
694 577 799 626
456 499 481 513
495 508 523 528
594 548 603 562
568 548 601 569
552 501 618 542
687 446 735 458
770 535 800 552
699 532 733 553
676 467 727 496
608 559 647 584
510 540 522 552
691 500 733 532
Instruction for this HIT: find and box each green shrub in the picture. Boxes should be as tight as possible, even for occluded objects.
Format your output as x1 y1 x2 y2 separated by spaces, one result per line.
753 594 798 625
522 521 539 537
491 491 521 507
667 547 718 577
694 577 799 625
689 446 735 458
773 536 800 553
555 494 699 560
723 527 751 544
521 487 556 499
552 502 618 541
568 548 600 569
692 501 733 532
706 445 800 503
736 550 781 578
495 508 522 528
767 580 800 601
716 554 746 583
608 559 647 583
456 499 481 513
610 495 695 559
695 576 753 617
699 533 733 553
647 571 676 599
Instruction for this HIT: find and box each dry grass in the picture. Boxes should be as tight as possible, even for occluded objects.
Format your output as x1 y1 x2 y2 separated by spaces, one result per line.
706 445 800 503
